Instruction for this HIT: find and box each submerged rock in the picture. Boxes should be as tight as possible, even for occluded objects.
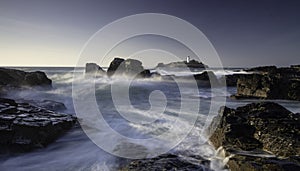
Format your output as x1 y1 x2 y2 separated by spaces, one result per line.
107 58 151 78
209 102 300 170
0 98 76 153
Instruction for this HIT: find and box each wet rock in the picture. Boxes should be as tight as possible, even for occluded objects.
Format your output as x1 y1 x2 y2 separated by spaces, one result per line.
85 63 105 77
107 58 125 77
173 71 219 87
219 74 245 87
16 99 67 112
0 68 52 90
234 65 300 100
0 98 76 153
245 65 278 74
193 71 218 82
23 71 52 87
119 153 210 171
107 58 151 78
227 154 300 171
209 102 300 171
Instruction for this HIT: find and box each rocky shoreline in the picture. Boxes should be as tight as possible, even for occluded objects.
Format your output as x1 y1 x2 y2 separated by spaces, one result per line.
230 65 300 101
0 67 77 154
1 61 300 170
0 98 77 154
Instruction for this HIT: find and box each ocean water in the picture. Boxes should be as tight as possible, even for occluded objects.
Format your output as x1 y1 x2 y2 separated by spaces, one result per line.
0 67 299 171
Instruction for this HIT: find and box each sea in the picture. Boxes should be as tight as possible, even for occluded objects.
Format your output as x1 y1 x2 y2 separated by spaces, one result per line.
0 67 299 171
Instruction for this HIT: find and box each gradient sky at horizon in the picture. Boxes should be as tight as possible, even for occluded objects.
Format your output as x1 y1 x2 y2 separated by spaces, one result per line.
0 0 299 67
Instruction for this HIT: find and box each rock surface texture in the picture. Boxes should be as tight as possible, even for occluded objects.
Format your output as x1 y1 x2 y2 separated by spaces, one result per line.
119 153 211 171
235 65 300 100
0 68 52 88
209 102 300 171
107 58 151 78
85 63 105 77
0 98 76 153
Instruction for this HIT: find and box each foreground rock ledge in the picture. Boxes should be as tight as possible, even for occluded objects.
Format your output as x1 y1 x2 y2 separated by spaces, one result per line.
0 98 77 153
119 153 210 171
209 102 300 171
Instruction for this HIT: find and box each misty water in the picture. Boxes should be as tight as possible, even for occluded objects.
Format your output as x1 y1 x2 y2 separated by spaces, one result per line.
0 67 299 171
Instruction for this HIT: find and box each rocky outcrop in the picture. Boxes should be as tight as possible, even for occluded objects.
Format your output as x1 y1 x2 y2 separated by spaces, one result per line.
156 59 208 69
107 58 151 78
209 102 300 170
234 65 300 100
193 71 218 82
0 68 52 90
0 98 76 153
119 153 210 171
85 63 105 76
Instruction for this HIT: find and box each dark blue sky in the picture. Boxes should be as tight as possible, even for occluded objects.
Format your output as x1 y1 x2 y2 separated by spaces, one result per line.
0 0 299 67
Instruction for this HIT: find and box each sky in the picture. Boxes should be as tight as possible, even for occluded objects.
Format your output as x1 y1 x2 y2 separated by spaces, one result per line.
0 0 299 67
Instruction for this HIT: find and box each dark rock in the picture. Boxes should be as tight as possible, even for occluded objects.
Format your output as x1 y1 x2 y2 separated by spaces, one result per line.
227 155 300 171
119 153 210 171
220 74 245 87
172 71 219 87
85 63 105 76
140 69 151 78
193 71 218 82
23 71 52 87
107 58 125 77
245 66 278 73
0 68 52 90
291 65 300 69
0 98 76 153
107 58 150 78
16 99 67 112
209 102 300 171
156 59 208 69
234 65 300 101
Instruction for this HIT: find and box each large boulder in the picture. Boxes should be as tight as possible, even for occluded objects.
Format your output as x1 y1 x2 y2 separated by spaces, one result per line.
209 102 300 170
0 98 76 153
234 65 300 101
85 63 105 74
107 58 151 78
23 71 52 87
107 58 125 77
85 63 106 78
0 68 52 89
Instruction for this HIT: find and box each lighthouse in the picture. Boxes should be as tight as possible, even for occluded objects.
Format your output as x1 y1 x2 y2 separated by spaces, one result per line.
186 56 190 63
